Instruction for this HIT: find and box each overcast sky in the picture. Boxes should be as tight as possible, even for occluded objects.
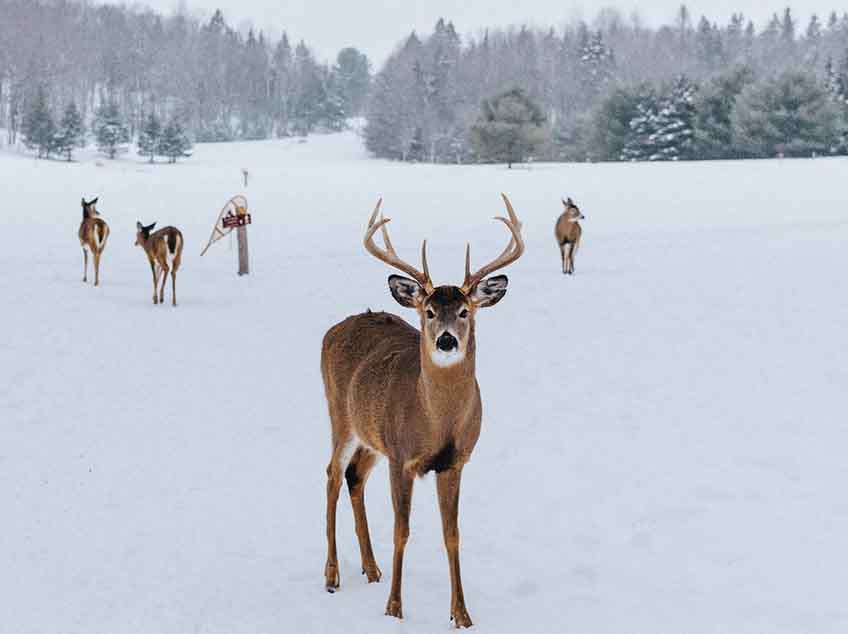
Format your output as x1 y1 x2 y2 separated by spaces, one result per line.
136 0 841 63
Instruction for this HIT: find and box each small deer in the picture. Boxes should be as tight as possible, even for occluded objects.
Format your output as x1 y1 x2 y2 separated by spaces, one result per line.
79 197 110 285
555 197 585 275
320 194 525 628
134 222 184 306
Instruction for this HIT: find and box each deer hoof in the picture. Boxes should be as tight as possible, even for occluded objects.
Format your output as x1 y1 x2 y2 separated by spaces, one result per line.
325 562 340 593
362 563 382 583
385 599 403 619
450 605 473 628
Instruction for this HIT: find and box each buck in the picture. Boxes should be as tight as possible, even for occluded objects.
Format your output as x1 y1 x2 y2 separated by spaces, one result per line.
320 194 525 628
78 197 110 286
555 197 585 275
134 222 184 306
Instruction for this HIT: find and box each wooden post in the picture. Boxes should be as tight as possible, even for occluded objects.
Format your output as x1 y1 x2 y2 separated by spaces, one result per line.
237 224 249 275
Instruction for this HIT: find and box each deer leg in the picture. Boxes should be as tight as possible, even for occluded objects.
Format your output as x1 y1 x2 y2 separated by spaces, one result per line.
93 250 101 286
324 445 345 592
437 467 473 628
560 242 568 274
82 247 88 282
150 262 159 304
566 243 575 275
385 461 414 620
345 448 381 583
159 264 169 305
171 270 177 306
571 238 580 274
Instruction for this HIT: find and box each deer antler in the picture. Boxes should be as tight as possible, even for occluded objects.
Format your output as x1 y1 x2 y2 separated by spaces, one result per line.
364 198 434 293
461 193 525 293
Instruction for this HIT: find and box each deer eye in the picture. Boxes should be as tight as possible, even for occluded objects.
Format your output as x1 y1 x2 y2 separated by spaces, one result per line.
426 309 435 319
459 309 469 318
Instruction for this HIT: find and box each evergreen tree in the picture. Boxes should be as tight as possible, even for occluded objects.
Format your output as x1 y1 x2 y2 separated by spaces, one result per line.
22 85 56 158
470 88 546 167
137 111 162 162
593 86 650 161
651 76 698 161
332 47 371 118
732 71 841 157
157 116 193 163
53 101 85 161
693 67 754 159
94 99 130 159
620 90 661 161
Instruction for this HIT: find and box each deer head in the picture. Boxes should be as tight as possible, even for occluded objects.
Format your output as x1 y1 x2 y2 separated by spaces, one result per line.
135 221 157 246
81 197 100 219
562 197 585 220
365 194 524 369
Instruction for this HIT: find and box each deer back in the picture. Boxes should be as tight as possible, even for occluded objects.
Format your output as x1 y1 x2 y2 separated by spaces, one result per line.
79 217 109 251
321 311 426 456
147 227 184 268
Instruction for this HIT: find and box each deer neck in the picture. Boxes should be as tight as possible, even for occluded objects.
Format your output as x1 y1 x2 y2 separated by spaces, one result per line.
416 330 478 438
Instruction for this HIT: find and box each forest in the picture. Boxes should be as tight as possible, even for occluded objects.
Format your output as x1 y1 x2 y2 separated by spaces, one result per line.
3 0 848 163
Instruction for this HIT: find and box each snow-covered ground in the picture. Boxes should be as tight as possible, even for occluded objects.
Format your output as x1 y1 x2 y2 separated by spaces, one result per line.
2 133 847 634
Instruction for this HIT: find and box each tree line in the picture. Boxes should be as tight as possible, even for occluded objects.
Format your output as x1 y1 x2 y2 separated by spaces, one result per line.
5 0 848 164
366 9 848 163
0 0 370 158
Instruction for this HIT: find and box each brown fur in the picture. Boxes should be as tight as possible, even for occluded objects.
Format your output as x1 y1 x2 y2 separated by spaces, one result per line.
555 198 585 275
319 197 524 628
135 223 184 306
78 198 110 286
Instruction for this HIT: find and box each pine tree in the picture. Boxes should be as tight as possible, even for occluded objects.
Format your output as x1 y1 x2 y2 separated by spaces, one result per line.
620 91 661 161
693 67 754 159
732 71 841 157
53 101 85 161
137 112 162 162
470 88 546 167
651 76 697 161
22 85 56 158
332 47 371 118
157 117 193 163
94 99 130 159
593 86 650 161
577 30 615 105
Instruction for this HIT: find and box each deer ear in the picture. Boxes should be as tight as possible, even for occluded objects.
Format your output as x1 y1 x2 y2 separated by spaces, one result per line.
91 197 98 205
145 222 156 232
136 221 143 231
388 275 425 308
567 197 574 206
469 275 508 308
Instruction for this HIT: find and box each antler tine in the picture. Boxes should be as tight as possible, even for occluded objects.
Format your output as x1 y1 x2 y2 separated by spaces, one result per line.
363 198 434 292
462 193 525 292
422 240 430 282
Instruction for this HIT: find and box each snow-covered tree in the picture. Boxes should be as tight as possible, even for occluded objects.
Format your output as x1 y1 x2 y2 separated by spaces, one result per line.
732 71 841 157
137 112 162 162
157 117 193 163
693 67 754 159
470 88 546 167
53 101 85 161
22 86 56 158
332 47 371 118
94 99 130 159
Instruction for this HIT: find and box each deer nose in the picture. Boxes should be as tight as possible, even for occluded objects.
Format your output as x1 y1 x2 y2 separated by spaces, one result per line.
436 332 458 352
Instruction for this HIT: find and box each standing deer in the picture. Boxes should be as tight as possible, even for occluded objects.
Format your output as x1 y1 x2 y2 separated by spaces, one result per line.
79 197 110 285
134 222 184 306
320 194 525 628
555 197 585 275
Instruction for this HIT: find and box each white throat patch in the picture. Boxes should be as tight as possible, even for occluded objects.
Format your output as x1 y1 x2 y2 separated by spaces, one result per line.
430 348 466 368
